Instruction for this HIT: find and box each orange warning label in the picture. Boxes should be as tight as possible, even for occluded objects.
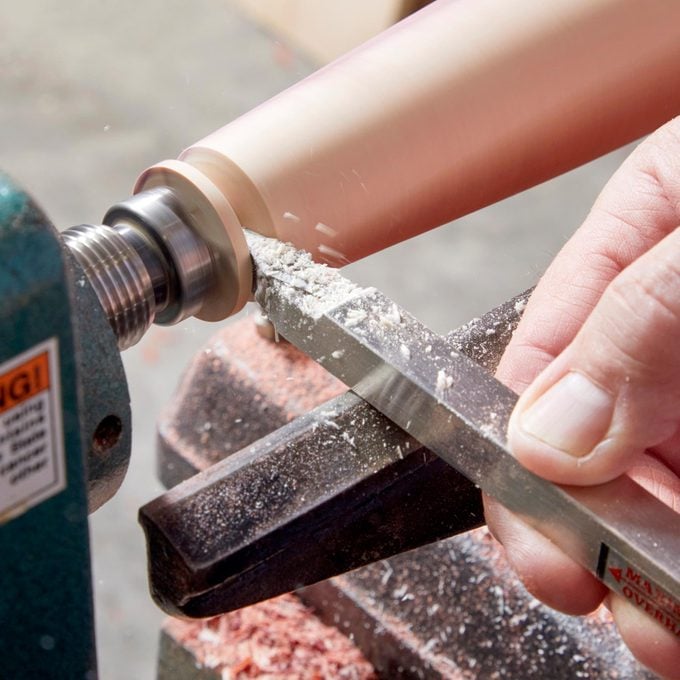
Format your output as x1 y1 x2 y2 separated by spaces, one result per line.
0 340 65 523
0 352 50 415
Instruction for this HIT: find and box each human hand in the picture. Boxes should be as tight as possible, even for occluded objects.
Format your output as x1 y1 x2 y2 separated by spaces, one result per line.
486 117 680 678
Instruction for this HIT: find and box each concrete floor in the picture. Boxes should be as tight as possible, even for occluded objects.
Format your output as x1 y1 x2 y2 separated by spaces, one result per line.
1 2 636 678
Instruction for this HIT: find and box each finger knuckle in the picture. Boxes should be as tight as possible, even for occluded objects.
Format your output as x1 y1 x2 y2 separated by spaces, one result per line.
635 119 680 203
609 257 680 330
596 261 680 379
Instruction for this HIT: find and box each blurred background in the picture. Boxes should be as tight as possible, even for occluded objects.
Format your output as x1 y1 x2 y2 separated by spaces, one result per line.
0 1 636 677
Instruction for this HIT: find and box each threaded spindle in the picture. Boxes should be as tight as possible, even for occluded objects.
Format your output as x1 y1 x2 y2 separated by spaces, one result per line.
63 224 156 349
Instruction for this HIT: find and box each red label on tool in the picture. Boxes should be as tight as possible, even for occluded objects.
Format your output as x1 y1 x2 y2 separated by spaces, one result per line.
604 556 680 637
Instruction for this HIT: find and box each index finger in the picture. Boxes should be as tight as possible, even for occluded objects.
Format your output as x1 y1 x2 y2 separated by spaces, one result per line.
496 117 680 394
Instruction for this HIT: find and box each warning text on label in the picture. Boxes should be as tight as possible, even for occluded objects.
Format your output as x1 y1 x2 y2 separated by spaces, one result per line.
607 561 680 638
0 342 64 521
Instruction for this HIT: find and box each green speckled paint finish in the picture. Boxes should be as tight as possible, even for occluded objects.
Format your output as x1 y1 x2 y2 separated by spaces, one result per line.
0 174 97 679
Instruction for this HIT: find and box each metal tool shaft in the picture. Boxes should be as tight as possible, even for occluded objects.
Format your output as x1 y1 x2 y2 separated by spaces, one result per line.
248 231 680 635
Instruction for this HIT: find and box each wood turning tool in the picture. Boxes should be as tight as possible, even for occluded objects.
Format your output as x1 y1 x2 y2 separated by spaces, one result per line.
138 233 680 641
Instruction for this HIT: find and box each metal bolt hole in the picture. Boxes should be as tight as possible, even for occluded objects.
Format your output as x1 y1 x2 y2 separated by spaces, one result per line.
92 415 123 455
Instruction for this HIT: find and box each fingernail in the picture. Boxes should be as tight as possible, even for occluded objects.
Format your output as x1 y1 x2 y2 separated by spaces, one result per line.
519 372 614 457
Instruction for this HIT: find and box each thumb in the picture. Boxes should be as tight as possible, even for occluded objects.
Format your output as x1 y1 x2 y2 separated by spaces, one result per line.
508 224 680 485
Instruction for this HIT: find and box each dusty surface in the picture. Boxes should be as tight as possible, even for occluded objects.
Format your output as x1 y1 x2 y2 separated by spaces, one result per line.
158 318 346 484
445 529 647 677
304 528 654 679
0 1 639 678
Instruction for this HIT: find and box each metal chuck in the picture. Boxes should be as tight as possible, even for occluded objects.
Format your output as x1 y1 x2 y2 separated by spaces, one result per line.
62 188 215 350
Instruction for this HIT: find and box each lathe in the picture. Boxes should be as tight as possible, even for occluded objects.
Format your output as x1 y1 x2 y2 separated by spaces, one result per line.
2 0 680 677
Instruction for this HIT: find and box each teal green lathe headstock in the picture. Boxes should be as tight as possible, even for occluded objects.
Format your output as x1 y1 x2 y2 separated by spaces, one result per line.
0 174 131 679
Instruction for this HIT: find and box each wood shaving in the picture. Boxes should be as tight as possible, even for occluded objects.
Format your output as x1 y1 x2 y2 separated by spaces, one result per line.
318 243 350 264
379 303 401 327
345 309 367 327
435 370 453 395
165 594 376 679
514 298 527 314
314 222 338 238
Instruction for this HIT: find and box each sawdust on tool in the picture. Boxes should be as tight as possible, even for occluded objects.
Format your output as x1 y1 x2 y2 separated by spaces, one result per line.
246 230 365 319
164 594 376 679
